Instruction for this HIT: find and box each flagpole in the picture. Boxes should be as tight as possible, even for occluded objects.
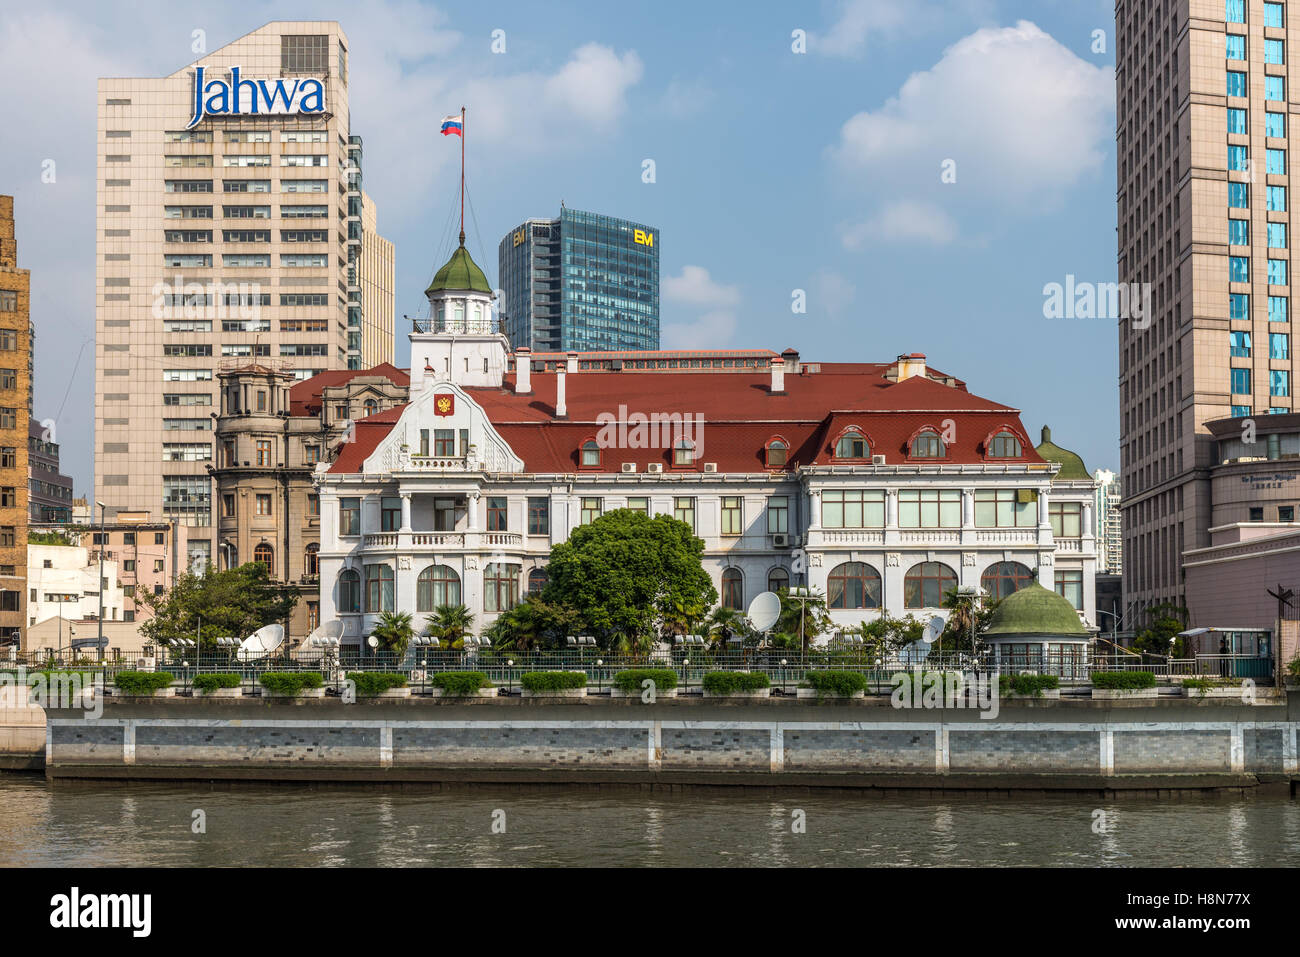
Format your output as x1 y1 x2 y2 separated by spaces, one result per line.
459 105 466 245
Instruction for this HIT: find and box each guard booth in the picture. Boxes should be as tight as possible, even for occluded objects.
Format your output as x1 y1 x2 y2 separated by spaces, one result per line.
1177 627 1273 678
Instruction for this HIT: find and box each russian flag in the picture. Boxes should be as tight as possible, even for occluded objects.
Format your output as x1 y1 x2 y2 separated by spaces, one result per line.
440 114 463 137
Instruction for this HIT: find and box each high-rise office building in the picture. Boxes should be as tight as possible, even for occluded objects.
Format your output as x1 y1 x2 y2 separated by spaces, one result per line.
29 420 74 524
0 195 31 647
1094 468 1123 575
94 21 394 568
498 206 659 352
1116 0 1299 616
360 191 395 367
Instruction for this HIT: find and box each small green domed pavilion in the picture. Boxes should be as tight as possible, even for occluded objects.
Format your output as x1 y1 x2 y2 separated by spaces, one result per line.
983 582 1091 677
1034 425 1090 480
425 238 492 296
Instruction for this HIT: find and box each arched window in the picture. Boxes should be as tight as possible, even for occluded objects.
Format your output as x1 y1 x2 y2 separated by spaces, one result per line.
827 561 882 609
338 568 361 613
484 563 520 613
365 563 394 613
910 430 946 458
674 437 696 467
765 438 789 468
986 430 1022 458
416 564 461 612
253 543 274 576
305 543 319 578
904 561 957 608
527 567 548 596
981 561 1035 600
834 428 869 459
767 566 790 593
580 439 601 468
363 398 377 416
721 568 744 609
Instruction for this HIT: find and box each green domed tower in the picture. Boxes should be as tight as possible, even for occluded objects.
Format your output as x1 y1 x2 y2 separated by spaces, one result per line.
425 235 492 297
1035 425 1089 480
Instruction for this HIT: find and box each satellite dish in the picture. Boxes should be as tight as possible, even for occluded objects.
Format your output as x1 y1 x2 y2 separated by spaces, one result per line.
747 591 781 633
367 635 379 649
237 624 284 662
922 615 945 644
305 619 345 646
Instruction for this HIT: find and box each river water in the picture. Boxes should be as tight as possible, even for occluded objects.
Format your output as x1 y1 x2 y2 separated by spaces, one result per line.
2 773 1299 867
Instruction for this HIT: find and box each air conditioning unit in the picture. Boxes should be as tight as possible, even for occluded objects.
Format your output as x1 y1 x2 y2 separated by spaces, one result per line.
703 462 718 473
772 533 790 548
872 454 886 465
646 463 663 473
621 462 637 473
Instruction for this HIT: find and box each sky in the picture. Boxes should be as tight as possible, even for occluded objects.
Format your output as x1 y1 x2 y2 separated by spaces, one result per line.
0 0 1121 493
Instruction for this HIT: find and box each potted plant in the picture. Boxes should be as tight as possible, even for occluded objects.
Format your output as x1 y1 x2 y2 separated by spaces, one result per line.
258 672 326 698
701 671 770 699
610 669 679 699
797 670 867 700
113 671 177 698
428 672 497 698
192 673 244 698
1179 677 1250 699
519 671 587 698
998 673 1061 700
347 672 410 699
1089 671 1158 699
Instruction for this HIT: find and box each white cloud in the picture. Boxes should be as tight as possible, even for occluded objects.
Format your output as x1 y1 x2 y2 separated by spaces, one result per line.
661 266 741 349
830 21 1113 199
813 0 909 57
841 200 959 247
663 265 741 308
661 311 738 350
543 43 644 125
810 269 858 319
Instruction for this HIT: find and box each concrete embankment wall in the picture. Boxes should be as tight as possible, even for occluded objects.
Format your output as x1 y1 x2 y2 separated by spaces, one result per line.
36 694 1300 794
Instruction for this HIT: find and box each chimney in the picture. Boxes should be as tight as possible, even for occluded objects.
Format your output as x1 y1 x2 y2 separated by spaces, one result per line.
555 367 567 418
896 353 927 381
515 348 532 394
566 351 579 373
770 357 785 395
781 348 800 373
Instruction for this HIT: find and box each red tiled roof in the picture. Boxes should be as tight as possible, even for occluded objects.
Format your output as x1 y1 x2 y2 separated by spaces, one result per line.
289 363 409 416
328 364 1046 474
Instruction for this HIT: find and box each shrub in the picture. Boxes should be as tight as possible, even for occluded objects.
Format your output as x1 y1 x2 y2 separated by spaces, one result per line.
192 673 242 692
114 671 175 695
803 670 868 697
1287 657 1300 678
258 672 325 694
999 673 1060 697
429 672 492 695
347 672 408 696
701 671 770 694
519 671 587 692
612 669 678 693
1090 670 1156 690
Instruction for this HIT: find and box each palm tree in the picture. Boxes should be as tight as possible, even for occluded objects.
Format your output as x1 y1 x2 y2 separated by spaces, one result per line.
426 604 475 649
370 611 414 664
660 597 705 644
704 605 751 650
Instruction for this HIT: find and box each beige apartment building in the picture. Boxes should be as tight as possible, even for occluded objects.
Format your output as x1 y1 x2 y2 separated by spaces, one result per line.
1117 0 1300 620
94 21 394 568
361 193 395 367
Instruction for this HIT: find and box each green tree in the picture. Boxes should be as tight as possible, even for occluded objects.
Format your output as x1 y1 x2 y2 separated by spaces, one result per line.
857 611 927 660
370 611 414 662
937 589 1002 655
704 605 752 649
425 604 475 649
1132 602 1189 658
661 596 708 644
769 587 832 651
139 563 298 654
544 509 717 650
486 596 583 651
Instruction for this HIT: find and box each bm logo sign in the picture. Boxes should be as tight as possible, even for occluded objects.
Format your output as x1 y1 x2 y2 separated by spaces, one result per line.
512 229 526 247
633 229 654 247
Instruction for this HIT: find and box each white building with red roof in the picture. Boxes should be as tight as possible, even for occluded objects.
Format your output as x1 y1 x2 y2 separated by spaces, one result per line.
313 244 1098 648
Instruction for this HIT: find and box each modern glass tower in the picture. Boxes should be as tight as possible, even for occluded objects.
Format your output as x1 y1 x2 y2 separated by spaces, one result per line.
498 206 659 353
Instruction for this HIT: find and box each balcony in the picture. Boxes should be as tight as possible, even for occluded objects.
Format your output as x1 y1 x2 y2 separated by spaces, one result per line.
362 531 525 550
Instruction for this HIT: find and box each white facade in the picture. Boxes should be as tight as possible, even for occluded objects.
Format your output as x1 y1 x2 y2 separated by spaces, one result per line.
26 544 126 627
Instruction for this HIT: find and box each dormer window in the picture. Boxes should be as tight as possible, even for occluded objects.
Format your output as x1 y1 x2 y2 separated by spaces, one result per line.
580 439 601 468
910 430 946 458
766 438 789 468
674 437 696 467
834 428 869 459
986 430 1022 458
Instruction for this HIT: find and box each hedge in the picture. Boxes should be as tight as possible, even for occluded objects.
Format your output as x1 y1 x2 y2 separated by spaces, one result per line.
1090 671 1156 690
612 669 678 693
701 671 770 694
192 673 242 692
258 672 325 694
429 672 492 695
114 671 175 695
347 672 408 696
999 673 1060 697
519 671 587 691
803 670 868 697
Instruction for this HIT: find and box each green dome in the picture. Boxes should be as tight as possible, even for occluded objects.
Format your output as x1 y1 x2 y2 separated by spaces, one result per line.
983 583 1087 637
1035 425 1089 480
425 241 491 295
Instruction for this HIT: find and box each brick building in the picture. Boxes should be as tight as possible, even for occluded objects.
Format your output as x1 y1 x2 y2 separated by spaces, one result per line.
0 196 31 647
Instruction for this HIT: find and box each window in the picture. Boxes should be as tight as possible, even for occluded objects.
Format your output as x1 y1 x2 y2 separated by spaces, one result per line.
909 430 945 458
0 488 15 508
1230 182 1250 208
528 497 549 535
1269 148 1287 174
1049 501 1083 538
255 494 271 516
1266 1 1285 28
986 431 1022 457
981 561 1035 601
674 496 696 531
1282 506 1296 522
898 489 961 528
1270 222 1288 248
626 497 649 514
381 496 401 531
365 564 394 613
487 496 508 531
904 562 956 609
123 532 135 546
1272 370 1291 397
1231 293 1250 320
253 543 273 575
1272 333 1290 360
484 563 520 612
673 437 695 467
1269 258 1287 285
721 496 743 535
1233 405 1253 418
0 331 15 350
527 568 548 596
580 497 602 525
768 567 790 592
1227 106 1247 134
766 438 789 468
580 439 601 468
1250 506 1265 522
308 494 319 517
1054 570 1083 610
1267 39 1286 64
434 429 455 456
822 489 886 528
834 429 869 459
1229 219 1250 245
339 497 360 535
1227 35 1246 60
767 496 789 534
221 493 234 517
1269 186 1287 212
721 568 744 609
1227 72 1247 98
305 544 319 577
828 561 882 610
0 292 14 312
974 489 1037 527
0 448 13 468
1228 144 1249 169
1227 0 1245 22
305 446 320 465
1230 331 1253 357
123 559 135 572
1267 76 1286 102
0 528 11 548
256 439 271 466
1272 296 1289 322
416 565 460 612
